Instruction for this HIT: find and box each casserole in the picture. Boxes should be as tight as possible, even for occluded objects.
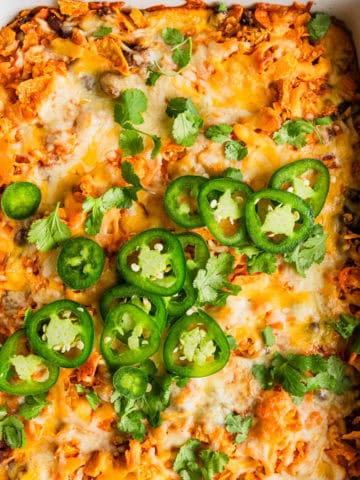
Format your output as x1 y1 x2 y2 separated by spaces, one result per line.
0 1 360 479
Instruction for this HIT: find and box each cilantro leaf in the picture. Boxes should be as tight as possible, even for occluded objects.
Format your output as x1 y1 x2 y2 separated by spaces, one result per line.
205 124 232 143
146 68 162 86
0 416 26 449
18 394 49 420
262 326 275 347
172 44 192 69
166 97 199 118
252 364 275 390
0 407 7 421
28 202 71 252
200 449 229 480
308 13 331 41
306 355 350 394
223 167 243 181
193 253 241 306
121 161 143 195
226 334 238 350
284 224 328 276
114 89 147 127
253 352 350 401
162 27 185 45
172 111 203 147
83 187 132 235
217 2 228 12
273 117 332 148
224 140 248 161
225 413 252 443
93 26 112 37
247 252 277 274
118 409 146 441
150 134 162 158
75 384 101 410
335 314 360 340
173 439 201 476
119 129 144 157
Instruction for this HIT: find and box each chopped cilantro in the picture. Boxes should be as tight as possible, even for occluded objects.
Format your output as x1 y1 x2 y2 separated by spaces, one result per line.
262 326 275 347
166 97 199 118
205 124 248 161
146 28 192 85
284 224 328 276
121 161 144 199
76 384 100 410
273 117 333 148
247 251 277 275
172 111 204 147
119 129 144 157
261 203 296 237
252 352 351 401
223 167 243 181
162 27 185 45
114 89 162 158
335 314 360 340
225 413 252 443
193 253 241 306
308 13 331 41
217 2 228 12
92 26 113 37
205 124 233 143
226 334 238 351
173 439 229 480
19 394 49 420
28 202 71 252
224 140 248 161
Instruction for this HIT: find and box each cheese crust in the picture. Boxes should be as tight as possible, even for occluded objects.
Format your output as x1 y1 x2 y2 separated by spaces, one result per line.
0 1 360 479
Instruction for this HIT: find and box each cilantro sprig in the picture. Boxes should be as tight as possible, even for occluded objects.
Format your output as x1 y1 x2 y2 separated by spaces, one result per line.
225 413 252 443
193 253 241 306
205 124 248 161
112 370 173 441
166 97 204 147
82 161 144 235
93 26 113 37
284 224 328 276
76 384 101 410
19 394 50 420
252 352 350 402
273 116 332 149
114 88 162 158
173 439 229 480
146 28 193 86
334 314 360 340
28 202 71 252
308 13 331 41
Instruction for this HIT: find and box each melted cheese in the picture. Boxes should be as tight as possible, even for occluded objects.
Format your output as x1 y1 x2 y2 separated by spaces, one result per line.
0 2 359 480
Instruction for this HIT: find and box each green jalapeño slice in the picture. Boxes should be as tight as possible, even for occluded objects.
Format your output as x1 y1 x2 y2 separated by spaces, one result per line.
117 228 186 296
177 232 210 277
269 158 330 217
163 311 230 377
100 284 167 330
245 188 314 254
0 329 59 395
164 175 207 228
57 237 105 290
1 182 41 220
198 178 253 246
100 304 161 369
113 366 148 399
26 300 94 368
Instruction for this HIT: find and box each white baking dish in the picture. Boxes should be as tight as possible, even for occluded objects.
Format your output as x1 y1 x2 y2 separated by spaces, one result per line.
1 0 360 57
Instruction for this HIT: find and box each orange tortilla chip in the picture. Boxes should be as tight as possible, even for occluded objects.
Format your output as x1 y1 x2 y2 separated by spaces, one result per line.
58 0 89 17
